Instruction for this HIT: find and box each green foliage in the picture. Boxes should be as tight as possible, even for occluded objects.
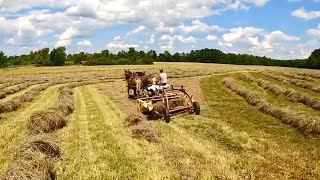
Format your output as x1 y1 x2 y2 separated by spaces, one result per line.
0 51 7 68
50 47 66 66
157 48 308 68
3 47 320 69
306 48 320 69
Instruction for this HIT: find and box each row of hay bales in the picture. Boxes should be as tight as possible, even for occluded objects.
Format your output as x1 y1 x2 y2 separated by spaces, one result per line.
298 72 320 79
222 77 320 135
3 80 113 179
279 72 315 82
0 80 49 99
261 72 320 93
245 74 320 111
0 77 114 115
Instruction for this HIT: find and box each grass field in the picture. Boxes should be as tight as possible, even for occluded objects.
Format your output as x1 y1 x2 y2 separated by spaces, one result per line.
0 62 319 179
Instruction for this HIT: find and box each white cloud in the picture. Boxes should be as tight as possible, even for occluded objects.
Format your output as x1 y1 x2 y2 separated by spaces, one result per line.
132 25 146 34
243 0 269 6
78 40 92 46
55 27 80 47
160 34 197 51
125 25 147 37
161 35 197 43
265 31 300 42
156 22 175 34
222 27 264 44
307 24 320 39
179 20 221 33
149 34 155 44
106 35 139 50
292 7 320 20
206 35 218 41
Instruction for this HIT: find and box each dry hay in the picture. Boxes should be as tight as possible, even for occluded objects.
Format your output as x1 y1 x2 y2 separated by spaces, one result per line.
168 96 188 110
4 135 60 180
245 74 285 95
245 74 320 111
28 109 66 134
0 91 6 99
281 72 315 81
261 72 320 94
125 114 146 126
125 114 160 143
223 77 320 135
130 120 160 143
153 102 165 113
298 72 320 79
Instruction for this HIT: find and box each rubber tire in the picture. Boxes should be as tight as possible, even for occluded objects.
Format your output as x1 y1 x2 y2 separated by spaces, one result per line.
127 87 133 98
162 107 170 123
193 102 200 115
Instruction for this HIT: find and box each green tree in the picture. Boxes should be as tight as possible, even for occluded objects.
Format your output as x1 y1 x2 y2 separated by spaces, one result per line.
128 47 137 62
0 51 7 68
306 48 320 69
50 47 66 66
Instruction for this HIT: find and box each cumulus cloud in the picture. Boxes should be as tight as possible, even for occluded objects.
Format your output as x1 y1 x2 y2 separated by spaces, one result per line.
206 35 218 41
307 24 320 39
77 40 92 47
179 20 221 33
243 0 269 6
160 34 197 51
55 27 80 47
292 7 320 20
106 35 139 50
221 27 264 45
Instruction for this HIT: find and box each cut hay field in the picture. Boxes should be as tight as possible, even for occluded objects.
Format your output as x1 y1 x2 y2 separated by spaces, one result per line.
0 62 320 179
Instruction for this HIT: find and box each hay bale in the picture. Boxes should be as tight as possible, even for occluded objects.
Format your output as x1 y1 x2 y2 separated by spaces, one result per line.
125 114 146 126
4 135 59 180
131 120 160 143
0 91 6 99
16 135 61 159
28 109 66 134
4 152 55 180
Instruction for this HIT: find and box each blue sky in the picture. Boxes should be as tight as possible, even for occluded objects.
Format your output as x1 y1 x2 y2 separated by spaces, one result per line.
0 0 319 59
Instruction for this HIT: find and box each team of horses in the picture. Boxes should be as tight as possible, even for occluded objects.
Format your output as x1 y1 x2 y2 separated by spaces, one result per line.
124 70 160 97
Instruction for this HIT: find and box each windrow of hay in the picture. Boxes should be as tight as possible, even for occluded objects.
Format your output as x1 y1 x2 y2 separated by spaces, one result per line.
298 72 320 79
222 77 320 135
280 72 315 81
0 80 49 99
125 114 160 143
0 85 48 114
244 74 285 95
27 80 113 134
261 72 320 93
0 78 113 115
245 74 320 111
5 82 100 179
28 86 75 134
4 135 60 180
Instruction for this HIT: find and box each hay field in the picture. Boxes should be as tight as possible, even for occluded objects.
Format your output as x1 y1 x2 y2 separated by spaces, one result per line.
0 62 320 179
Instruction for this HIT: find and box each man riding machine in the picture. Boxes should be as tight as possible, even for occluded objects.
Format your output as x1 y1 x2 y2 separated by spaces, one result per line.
146 69 171 96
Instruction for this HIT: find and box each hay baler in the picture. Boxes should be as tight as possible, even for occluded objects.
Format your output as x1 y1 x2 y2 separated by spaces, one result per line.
137 86 200 123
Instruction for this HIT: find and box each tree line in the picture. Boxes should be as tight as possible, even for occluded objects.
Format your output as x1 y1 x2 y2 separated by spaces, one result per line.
0 47 319 69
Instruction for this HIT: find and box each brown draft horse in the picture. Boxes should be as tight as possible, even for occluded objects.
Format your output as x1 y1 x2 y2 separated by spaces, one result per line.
124 70 145 97
124 70 160 97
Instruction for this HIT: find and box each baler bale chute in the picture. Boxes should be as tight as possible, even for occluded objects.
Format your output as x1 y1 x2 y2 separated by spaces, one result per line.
137 86 200 123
